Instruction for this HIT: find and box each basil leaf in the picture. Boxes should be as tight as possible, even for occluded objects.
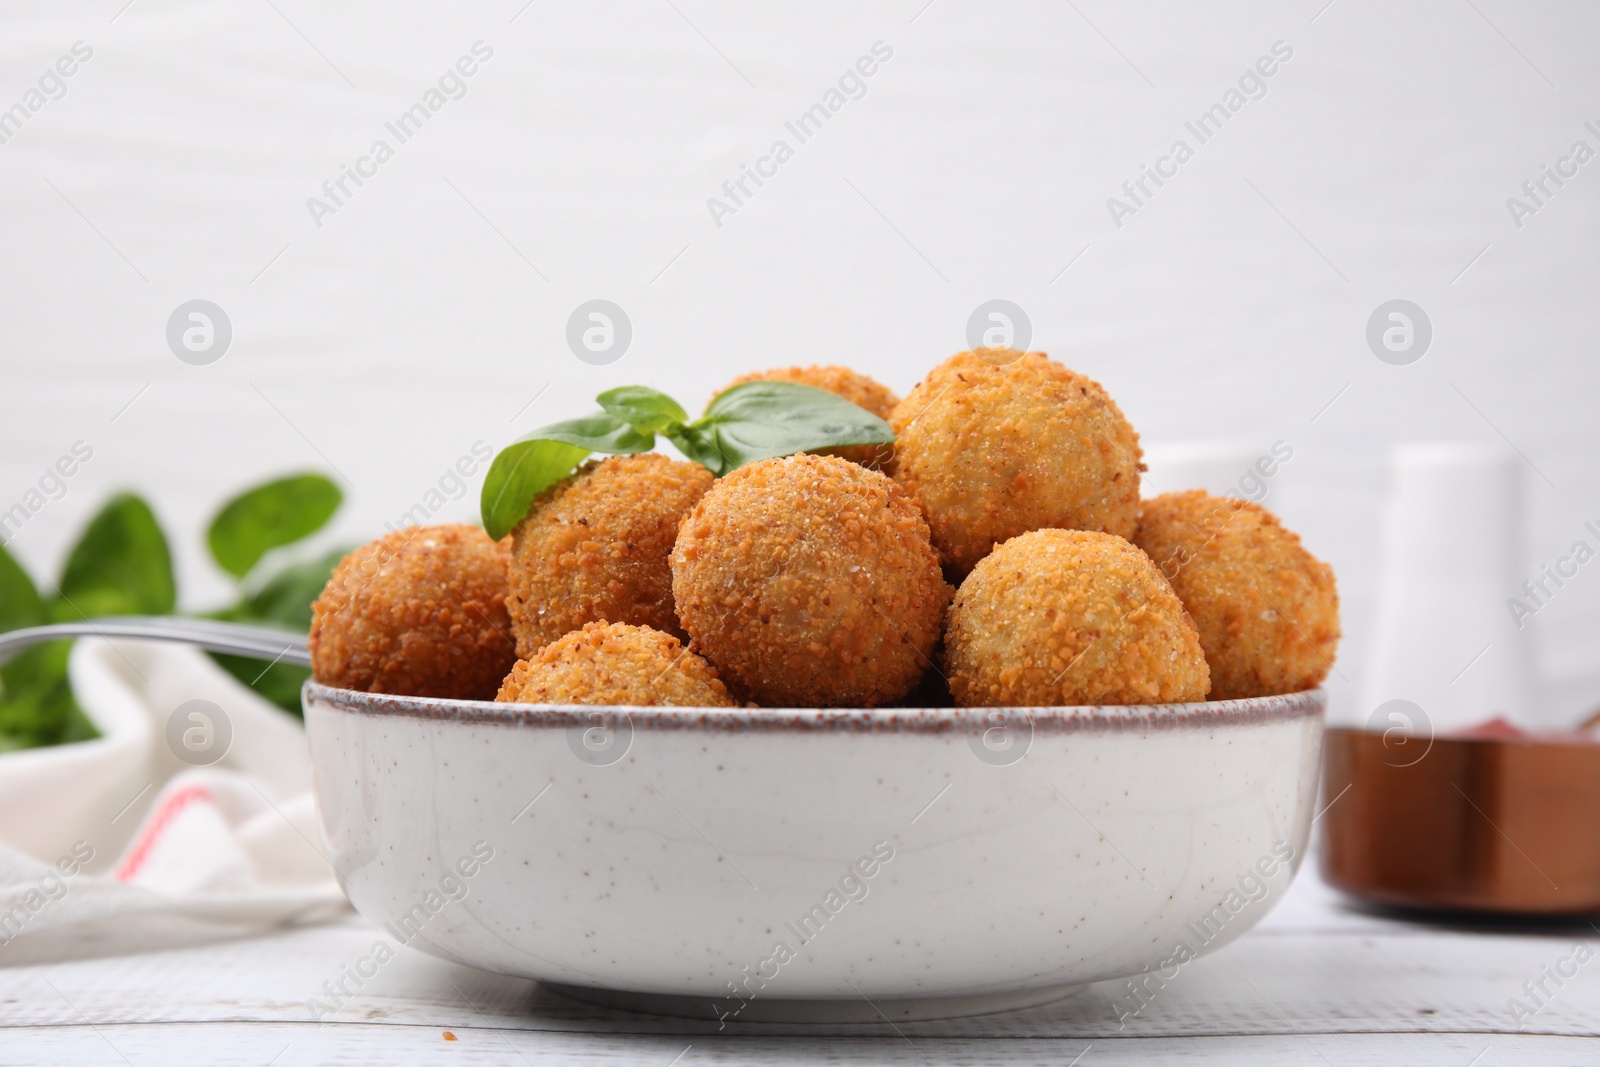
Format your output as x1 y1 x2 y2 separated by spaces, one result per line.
662 423 729 473
208 473 342 580
691 381 895 476
203 545 348 716
58 493 174 616
0 542 44 633
481 413 657 539
481 440 591 541
528 411 658 453
7 536 79 745
245 547 349 629
214 546 349 631
598 386 689 434
0 640 93 749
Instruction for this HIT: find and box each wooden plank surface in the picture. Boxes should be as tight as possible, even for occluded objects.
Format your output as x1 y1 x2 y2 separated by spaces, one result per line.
4 873 1598 1065
2 1027 1593 1066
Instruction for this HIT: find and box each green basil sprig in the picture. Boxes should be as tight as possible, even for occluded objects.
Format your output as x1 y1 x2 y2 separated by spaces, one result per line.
0 472 350 748
208 474 341 580
480 381 894 540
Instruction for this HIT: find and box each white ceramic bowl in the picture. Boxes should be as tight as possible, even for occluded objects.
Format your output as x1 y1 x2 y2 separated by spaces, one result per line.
304 685 1324 1022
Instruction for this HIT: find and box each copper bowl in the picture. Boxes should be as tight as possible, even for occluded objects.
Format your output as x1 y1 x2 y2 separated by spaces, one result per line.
1320 726 1600 915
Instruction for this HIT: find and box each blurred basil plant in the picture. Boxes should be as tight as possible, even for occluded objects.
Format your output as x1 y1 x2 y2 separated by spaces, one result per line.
0 473 347 750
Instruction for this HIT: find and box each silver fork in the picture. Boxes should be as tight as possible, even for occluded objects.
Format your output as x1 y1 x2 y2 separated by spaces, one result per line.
0 616 310 667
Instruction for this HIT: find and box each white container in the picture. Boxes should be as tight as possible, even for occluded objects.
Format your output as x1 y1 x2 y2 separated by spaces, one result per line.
305 685 1324 1022
1359 443 1536 732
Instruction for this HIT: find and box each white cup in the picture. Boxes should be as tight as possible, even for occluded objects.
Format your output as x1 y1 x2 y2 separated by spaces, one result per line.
1359 443 1537 733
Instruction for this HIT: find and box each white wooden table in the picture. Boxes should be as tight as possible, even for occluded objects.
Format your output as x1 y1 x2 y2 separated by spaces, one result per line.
4 870 1597 1066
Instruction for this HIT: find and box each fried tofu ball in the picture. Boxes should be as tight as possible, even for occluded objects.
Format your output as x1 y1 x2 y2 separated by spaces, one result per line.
495 621 733 706
311 524 517 700
1133 491 1340 700
506 453 713 658
889 350 1143 578
672 453 951 707
945 529 1209 707
716 364 900 469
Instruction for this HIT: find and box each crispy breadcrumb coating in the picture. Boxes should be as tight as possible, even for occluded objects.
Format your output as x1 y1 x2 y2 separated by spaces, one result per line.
495 621 732 706
672 453 951 708
310 524 517 700
889 349 1143 578
717 364 900 469
507 453 713 658
1133 490 1340 700
944 529 1209 707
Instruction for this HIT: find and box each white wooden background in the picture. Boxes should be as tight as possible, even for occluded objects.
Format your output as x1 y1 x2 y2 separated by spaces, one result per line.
5 872 1598 1065
3 0 1600 732
4 6 1599 1060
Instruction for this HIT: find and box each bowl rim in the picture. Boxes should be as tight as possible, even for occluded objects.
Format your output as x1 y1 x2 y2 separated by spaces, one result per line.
304 683 1326 735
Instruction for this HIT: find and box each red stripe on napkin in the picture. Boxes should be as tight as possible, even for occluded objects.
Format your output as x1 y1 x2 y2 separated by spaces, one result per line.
114 785 215 883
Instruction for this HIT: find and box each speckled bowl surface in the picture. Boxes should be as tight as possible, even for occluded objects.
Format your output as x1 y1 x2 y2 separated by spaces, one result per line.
303 684 1325 1022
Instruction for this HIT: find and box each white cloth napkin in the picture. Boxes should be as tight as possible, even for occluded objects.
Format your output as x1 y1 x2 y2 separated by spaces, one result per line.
0 638 347 965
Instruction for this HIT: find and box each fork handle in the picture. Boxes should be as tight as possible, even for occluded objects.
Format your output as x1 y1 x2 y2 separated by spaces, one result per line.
0 616 311 668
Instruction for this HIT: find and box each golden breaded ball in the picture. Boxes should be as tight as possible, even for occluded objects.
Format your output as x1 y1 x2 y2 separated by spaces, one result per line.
672 453 951 708
1133 491 1340 700
311 524 517 700
495 621 732 706
507 453 713 658
890 350 1143 577
716 364 900 469
945 529 1209 706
